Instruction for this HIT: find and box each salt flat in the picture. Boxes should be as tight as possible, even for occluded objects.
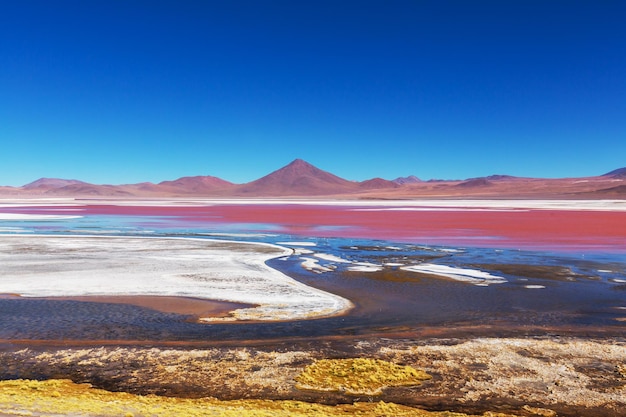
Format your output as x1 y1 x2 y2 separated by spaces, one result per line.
0 235 352 321
3 197 626 211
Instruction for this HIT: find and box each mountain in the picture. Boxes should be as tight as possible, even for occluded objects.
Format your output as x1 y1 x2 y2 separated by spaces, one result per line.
158 176 235 194
123 182 163 194
359 178 400 190
235 159 358 196
3 162 626 199
483 175 519 181
393 175 421 185
456 178 493 188
603 167 626 179
23 178 89 190
0 186 18 195
44 183 133 196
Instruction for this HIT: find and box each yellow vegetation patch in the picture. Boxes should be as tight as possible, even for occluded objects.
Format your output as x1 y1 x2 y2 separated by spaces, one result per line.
0 378 523 417
295 357 431 395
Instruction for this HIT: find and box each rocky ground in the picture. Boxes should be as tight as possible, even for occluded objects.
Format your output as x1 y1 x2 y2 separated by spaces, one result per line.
1 336 624 416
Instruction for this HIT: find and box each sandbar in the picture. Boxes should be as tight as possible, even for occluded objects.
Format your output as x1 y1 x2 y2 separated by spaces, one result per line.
44 295 251 318
0 235 353 321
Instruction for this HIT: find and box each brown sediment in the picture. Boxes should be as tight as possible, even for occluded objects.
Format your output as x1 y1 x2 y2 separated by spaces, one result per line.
2 322 626 351
41 295 253 320
470 264 595 282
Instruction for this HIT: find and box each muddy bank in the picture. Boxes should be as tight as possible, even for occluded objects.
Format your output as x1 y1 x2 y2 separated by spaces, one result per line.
1 337 624 416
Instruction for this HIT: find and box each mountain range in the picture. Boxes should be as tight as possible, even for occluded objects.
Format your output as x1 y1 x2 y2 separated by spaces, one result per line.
1 159 625 199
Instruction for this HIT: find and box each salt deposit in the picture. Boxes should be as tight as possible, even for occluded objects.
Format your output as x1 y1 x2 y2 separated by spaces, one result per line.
401 263 507 285
0 213 82 220
300 257 334 273
0 235 352 321
314 253 351 263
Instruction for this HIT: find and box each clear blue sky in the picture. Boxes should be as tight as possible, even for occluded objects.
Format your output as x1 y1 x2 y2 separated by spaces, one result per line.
1 0 625 186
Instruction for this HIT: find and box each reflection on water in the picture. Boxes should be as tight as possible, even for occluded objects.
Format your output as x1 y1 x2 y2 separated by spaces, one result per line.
0 210 625 342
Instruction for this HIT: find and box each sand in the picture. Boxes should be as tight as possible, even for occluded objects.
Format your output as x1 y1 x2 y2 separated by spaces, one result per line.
0 235 353 322
46 295 249 318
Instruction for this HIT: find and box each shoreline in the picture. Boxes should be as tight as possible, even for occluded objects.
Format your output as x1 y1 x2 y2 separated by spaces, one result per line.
1 201 625 416
2 196 626 210
2 198 626 254
0 234 353 322
3 198 625 253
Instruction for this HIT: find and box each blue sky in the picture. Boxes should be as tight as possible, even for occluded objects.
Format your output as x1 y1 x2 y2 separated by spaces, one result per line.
1 0 625 186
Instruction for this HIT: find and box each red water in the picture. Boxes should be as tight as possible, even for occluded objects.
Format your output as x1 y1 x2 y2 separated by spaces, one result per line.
3 202 626 342
11 203 626 252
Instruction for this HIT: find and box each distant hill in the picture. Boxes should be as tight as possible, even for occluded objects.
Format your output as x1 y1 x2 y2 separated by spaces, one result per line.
601 185 626 194
0 186 18 195
4 161 625 199
235 159 358 196
23 178 89 190
44 183 133 196
484 175 518 181
456 178 493 188
159 176 235 194
582 184 626 196
359 178 400 190
603 167 626 179
393 175 421 185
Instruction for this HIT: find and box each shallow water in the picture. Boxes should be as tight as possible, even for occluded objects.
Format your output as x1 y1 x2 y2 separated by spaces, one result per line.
1 202 625 343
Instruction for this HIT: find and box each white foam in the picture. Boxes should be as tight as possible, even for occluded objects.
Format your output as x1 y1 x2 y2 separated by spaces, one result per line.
347 261 384 272
300 257 334 273
401 263 507 284
314 253 351 263
67 229 123 234
524 285 546 289
200 232 277 238
347 265 384 272
354 261 383 267
276 241 317 246
0 213 82 220
0 227 31 233
293 248 314 255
